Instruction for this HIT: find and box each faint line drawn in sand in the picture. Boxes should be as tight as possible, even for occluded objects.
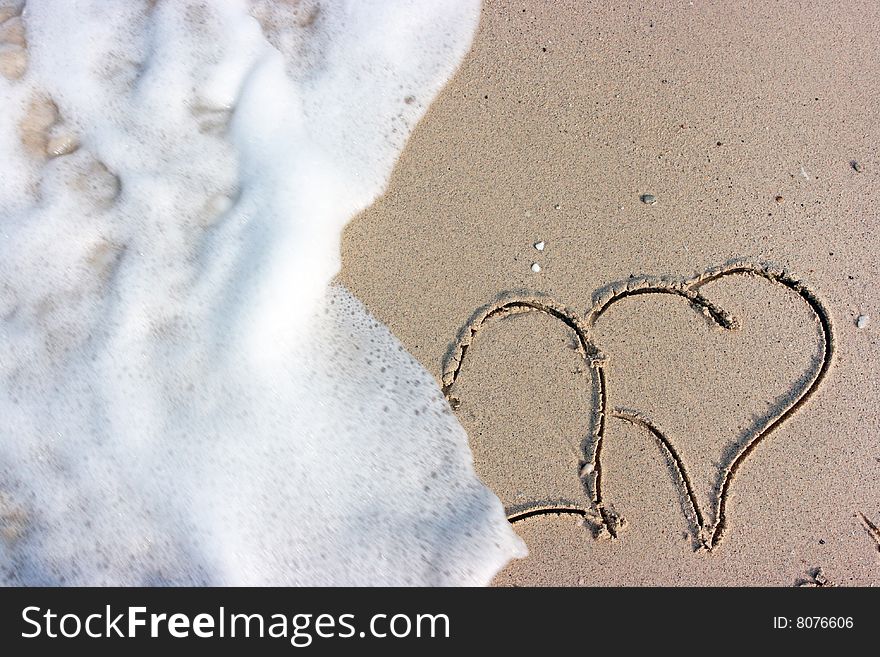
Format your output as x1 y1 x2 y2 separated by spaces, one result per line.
857 512 880 553
441 260 834 551
796 567 834 587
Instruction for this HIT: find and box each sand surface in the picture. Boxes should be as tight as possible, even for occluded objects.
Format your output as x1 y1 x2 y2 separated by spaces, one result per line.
339 0 880 585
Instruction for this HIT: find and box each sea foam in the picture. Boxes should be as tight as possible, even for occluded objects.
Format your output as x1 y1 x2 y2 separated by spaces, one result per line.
0 0 525 585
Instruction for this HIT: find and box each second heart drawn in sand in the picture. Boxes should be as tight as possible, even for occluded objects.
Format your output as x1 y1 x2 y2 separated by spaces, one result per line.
441 260 834 551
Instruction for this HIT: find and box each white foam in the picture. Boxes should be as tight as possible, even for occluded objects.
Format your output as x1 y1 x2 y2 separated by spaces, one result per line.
0 0 525 585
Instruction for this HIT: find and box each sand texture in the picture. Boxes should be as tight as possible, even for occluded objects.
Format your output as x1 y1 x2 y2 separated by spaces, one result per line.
339 0 880 585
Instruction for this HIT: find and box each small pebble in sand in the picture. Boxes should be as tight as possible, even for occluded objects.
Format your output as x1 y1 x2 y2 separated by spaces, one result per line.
775 195 784 204
534 240 545 251
857 314 869 329
640 193 657 205
531 262 541 273
553 203 561 210
851 160 862 173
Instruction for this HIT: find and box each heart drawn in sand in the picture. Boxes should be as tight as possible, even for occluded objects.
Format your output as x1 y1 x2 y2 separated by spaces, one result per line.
441 261 833 551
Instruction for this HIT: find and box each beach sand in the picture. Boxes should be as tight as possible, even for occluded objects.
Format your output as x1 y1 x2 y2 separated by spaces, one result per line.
339 0 880 585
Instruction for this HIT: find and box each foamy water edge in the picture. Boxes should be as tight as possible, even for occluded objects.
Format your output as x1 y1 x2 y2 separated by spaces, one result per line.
0 0 525 585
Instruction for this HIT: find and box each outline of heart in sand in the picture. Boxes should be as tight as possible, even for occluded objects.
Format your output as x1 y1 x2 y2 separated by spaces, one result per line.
441 260 834 551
